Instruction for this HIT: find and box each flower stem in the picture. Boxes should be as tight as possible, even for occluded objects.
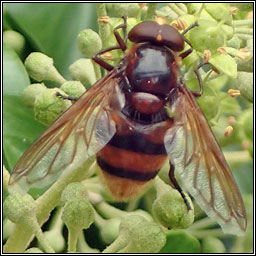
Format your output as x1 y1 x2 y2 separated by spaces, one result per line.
145 3 158 20
96 201 128 219
3 166 10 192
92 60 101 80
188 216 217 230
96 3 110 49
30 218 55 253
224 151 251 165
67 227 80 252
168 3 186 16
102 232 127 253
188 228 225 239
3 159 95 253
233 19 253 27
234 28 253 35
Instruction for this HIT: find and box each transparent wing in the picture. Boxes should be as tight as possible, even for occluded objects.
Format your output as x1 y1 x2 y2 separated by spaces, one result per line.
9 70 120 194
164 85 247 236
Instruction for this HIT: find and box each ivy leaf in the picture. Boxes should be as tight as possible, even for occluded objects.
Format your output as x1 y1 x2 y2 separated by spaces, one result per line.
6 3 97 77
159 230 200 253
3 45 45 171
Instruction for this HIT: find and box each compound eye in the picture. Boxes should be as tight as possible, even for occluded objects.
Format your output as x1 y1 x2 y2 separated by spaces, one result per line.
128 21 184 52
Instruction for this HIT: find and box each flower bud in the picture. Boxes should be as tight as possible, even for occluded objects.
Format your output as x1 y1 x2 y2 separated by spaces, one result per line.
187 80 219 121
60 182 89 205
3 193 35 224
24 247 43 253
204 3 232 24
106 3 144 17
69 58 97 88
201 236 226 253
227 35 241 49
221 24 234 40
77 29 102 58
60 81 85 99
187 19 225 53
61 198 95 230
153 191 194 229
22 83 47 107
119 215 166 253
3 30 25 54
186 3 203 14
199 94 219 121
24 52 66 84
156 6 179 21
236 71 253 102
153 177 194 229
34 88 72 126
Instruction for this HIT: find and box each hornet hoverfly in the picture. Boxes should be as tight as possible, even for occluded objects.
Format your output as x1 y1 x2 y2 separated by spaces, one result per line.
9 17 246 236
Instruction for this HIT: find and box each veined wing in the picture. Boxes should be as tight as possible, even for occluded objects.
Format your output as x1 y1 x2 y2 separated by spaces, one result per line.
164 84 247 236
9 70 121 194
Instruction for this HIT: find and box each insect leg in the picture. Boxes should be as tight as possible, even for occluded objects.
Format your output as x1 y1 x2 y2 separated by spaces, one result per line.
191 62 210 97
56 92 78 102
179 38 193 59
179 21 199 59
181 21 199 36
114 16 128 51
92 16 128 71
168 161 192 211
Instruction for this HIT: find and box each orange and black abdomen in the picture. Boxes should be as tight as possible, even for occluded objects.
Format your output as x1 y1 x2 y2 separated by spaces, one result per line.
96 111 173 200
97 42 177 199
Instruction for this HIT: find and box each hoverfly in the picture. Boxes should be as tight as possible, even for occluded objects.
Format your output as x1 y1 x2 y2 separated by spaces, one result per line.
9 17 246 236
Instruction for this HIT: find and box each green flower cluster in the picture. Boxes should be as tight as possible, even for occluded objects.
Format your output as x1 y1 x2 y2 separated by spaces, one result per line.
3 3 253 254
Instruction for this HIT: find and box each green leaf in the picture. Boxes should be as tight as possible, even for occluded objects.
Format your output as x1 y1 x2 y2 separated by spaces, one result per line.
6 3 97 77
3 45 45 171
209 54 237 78
3 44 29 96
159 230 200 253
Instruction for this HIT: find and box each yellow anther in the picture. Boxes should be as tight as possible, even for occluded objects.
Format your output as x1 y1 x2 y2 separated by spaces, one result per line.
224 126 233 137
203 50 211 64
228 89 241 98
98 16 110 24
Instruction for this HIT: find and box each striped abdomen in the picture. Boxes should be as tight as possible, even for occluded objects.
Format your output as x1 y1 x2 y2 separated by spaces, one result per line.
96 110 173 200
